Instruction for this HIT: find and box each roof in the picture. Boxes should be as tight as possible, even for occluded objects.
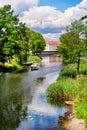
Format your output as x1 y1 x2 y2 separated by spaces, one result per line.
45 40 61 45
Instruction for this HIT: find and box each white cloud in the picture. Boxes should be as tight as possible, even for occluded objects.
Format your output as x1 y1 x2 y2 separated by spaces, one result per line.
42 33 59 41
42 29 66 41
0 0 38 14
78 0 87 10
0 0 87 40
20 6 62 28
20 0 87 30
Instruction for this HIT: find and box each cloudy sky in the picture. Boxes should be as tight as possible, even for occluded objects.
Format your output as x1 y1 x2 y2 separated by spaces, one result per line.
0 0 87 41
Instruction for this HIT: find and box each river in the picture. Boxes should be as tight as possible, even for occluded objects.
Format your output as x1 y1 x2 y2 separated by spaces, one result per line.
0 56 67 130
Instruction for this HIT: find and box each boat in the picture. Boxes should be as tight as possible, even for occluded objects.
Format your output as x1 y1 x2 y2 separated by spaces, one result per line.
30 63 40 70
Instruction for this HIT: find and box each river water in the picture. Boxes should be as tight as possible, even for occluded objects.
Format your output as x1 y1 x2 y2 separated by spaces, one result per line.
0 56 67 130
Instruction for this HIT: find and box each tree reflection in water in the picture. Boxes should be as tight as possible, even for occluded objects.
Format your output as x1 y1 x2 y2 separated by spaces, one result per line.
0 73 45 130
0 74 26 130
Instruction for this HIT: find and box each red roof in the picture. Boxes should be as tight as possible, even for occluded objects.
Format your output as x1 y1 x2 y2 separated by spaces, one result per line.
45 40 61 45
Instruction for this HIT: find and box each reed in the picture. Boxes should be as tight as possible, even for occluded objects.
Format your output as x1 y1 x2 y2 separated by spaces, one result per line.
79 63 87 75
46 60 87 126
59 64 77 79
74 77 87 125
47 78 76 101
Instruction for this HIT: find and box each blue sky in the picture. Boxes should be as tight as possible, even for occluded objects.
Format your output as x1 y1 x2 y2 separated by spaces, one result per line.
39 0 82 12
0 0 87 40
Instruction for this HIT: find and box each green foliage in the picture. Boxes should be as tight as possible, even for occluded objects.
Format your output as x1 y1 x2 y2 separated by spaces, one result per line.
57 20 86 74
0 61 23 72
29 30 46 54
74 77 87 124
0 5 45 71
28 55 41 63
0 5 19 63
47 78 75 101
47 61 87 126
60 65 77 78
79 63 87 75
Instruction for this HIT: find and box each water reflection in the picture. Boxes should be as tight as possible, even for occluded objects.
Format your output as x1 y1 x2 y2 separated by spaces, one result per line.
0 74 24 130
17 72 67 130
0 73 37 130
0 56 67 130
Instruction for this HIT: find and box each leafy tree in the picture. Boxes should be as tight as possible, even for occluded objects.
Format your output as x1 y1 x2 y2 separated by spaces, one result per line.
57 20 86 74
0 5 30 64
29 30 46 54
0 5 45 66
0 5 19 63
14 23 30 64
80 15 87 55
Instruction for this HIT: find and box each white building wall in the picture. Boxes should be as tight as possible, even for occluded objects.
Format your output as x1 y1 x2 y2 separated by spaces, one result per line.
45 44 58 51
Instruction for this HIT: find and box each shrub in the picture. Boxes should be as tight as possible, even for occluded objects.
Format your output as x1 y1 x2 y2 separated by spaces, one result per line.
47 78 75 100
74 77 87 125
28 55 41 63
59 65 77 79
79 63 87 75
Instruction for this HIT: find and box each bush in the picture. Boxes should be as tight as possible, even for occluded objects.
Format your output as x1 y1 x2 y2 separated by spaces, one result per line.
47 78 75 100
28 55 41 63
74 77 87 125
80 63 87 75
59 65 77 78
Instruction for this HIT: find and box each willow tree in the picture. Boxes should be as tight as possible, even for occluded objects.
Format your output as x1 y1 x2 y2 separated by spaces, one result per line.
57 20 86 74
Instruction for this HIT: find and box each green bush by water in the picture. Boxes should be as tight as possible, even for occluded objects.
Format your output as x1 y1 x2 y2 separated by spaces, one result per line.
28 55 41 63
47 61 87 126
80 63 87 75
74 77 87 125
47 78 76 100
60 65 77 78
0 61 24 72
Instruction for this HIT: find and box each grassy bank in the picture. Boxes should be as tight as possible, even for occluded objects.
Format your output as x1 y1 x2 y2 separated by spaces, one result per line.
0 61 27 73
28 54 42 63
0 55 41 74
46 60 87 126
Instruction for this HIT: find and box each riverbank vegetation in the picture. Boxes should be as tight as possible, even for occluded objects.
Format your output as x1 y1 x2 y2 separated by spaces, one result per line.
47 60 87 125
47 16 87 126
0 5 45 73
28 55 42 63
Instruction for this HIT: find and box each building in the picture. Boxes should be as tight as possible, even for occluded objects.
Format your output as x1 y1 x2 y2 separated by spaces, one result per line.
45 40 61 51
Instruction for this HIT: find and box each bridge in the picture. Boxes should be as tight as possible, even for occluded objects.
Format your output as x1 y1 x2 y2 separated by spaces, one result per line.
36 51 58 57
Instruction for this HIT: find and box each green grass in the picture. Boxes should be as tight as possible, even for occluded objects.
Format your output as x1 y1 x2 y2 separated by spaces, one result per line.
0 72 3 75
59 65 77 78
28 55 41 63
46 61 87 126
0 55 41 73
79 63 87 75
0 61 25 73
74 77 87 125
47 78 76 101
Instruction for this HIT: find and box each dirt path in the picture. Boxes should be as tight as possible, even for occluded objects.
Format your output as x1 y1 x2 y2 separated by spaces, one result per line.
64 117 85 130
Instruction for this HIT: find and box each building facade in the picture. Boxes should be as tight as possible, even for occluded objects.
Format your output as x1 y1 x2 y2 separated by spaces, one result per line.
45 40 61 51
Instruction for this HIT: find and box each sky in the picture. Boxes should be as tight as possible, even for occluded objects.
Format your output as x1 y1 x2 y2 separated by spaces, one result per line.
0 0 87 41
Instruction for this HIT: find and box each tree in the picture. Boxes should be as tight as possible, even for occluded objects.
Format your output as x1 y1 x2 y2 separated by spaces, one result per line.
0 5 45 65
14 23 30 64
0 5 30 64
29 30 46 54
57 20 86 74
80 15 87 56
0 5 19 63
